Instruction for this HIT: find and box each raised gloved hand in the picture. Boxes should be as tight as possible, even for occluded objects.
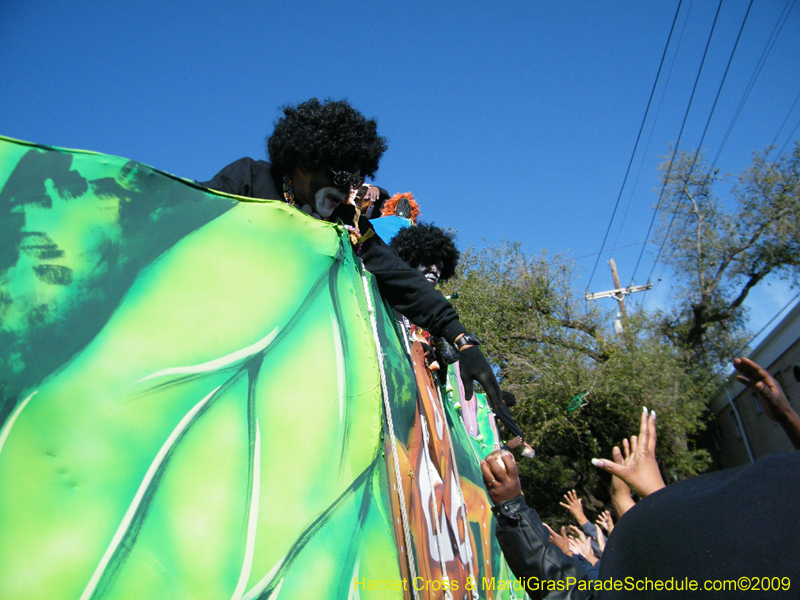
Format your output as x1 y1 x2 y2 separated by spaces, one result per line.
458 345 502 409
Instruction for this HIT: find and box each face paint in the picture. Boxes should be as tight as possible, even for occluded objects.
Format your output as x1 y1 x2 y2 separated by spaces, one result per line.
312 186 346 218
416 263 443 286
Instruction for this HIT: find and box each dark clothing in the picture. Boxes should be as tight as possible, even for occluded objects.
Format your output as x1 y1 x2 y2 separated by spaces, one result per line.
598 451 800 599
202 157 279 200
492 495 593 599
494 400 526 442
494 453 800 599
201 158 466 342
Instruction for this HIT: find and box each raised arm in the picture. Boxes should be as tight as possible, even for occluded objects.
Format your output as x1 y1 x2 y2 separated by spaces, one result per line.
734 356 800 449
559 490 589 526
592 407 665 498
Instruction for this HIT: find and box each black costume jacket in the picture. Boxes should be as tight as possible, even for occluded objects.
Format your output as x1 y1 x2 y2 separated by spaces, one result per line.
202 158 466 342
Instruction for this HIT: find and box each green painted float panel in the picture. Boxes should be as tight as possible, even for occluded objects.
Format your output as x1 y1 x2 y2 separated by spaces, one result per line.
0 137 523 600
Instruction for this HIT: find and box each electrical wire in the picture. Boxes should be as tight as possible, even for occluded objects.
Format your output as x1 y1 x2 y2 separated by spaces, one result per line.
778 118 800 156
547 239 652 268
733 291 800 357
610 0 696 254
584 0 685 293
630 0 725 291
645 0 755 290
769 88 800 150
710 0 797 169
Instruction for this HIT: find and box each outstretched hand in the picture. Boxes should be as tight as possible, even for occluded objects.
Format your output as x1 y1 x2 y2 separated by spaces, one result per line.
544 524 573 556
596 525 606 553
592 407 665 498
480 450 522 505
734 357 800 448
596 510 614 534
609 442 636 517
521 442 535 458
458 344 503 410
567 526 598 566
559 489 588 525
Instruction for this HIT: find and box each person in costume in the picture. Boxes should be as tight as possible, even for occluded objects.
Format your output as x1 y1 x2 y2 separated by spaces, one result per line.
202 98 502 407
389 221 534 457
389 219 461 371
389 219 456 289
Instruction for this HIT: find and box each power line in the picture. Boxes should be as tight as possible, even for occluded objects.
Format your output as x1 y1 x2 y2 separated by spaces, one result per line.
630 0 726 289
610 1 695 255
778 119 800 156
546 239 652 268
584 0 685 293
769 88 800 150
645 0 755 290
641 1 797 308
701 291 800 406
733 291 800 357
710 0 797 169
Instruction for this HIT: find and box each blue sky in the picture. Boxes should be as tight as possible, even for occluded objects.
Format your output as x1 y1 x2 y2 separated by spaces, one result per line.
2 0 798 347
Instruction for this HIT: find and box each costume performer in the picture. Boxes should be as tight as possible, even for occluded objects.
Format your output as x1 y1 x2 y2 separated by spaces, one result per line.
202 98 502 406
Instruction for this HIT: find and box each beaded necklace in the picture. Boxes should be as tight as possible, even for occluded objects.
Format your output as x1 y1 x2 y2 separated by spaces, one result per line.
282 174 297 207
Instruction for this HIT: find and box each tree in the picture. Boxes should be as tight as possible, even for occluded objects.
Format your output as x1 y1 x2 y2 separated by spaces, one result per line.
441 244 711 522
653 143 800 367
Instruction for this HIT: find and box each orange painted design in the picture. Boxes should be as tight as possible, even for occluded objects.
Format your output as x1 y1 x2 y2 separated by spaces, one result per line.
384 341 497 599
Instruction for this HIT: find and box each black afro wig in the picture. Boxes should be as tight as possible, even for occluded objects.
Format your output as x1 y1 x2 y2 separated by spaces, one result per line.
390 222 459 282
501 391 517 408
267 98 387 182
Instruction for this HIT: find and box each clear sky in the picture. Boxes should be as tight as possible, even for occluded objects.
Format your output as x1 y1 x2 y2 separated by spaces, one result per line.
2 0 798 348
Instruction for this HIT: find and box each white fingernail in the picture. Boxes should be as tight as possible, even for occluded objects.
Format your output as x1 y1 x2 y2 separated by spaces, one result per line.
591 458 600 467
651 410 656 419
642 406 648 414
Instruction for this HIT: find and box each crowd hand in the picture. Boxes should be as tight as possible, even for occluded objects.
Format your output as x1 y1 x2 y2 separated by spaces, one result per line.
596 510 614 534
592 407 666 498
609 443 635 518
544 524 573 556
596 525 606 553
506 436 523 450
480 450 521 505
521 442 535 458
559 489 588 525
567 526 598 566
734 356 800 448
458 344 503 410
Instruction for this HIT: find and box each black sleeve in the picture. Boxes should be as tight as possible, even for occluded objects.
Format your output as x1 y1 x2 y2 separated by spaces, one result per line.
200 157 279 200
492 496 595 599
493 400 525 441
356 217 466 342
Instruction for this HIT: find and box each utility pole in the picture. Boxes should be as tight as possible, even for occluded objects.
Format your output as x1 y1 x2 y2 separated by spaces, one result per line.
585 260 652 306
609 259 626 318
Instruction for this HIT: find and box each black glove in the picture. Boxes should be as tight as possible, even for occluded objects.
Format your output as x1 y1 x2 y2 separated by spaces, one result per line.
433 336 459 366
458 345 502 408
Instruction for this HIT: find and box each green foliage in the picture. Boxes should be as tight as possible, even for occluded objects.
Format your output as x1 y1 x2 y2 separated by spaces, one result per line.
438 142 799 523
441 244 712 523
654 143 800 367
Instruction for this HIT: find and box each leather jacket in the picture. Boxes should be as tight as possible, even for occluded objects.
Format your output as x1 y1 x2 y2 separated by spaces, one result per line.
492 495 595 599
